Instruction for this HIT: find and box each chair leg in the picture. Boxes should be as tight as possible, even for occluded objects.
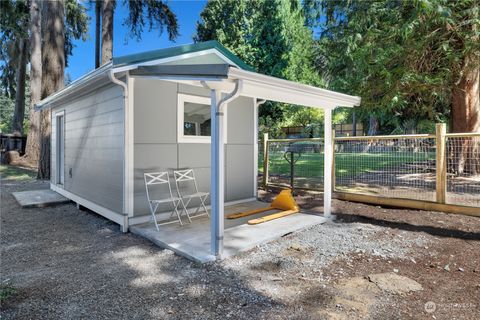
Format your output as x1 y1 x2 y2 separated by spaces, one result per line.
180 198 193 223
189 196 209 219
150 203 160 231
200 195 210 218
173 200 183 226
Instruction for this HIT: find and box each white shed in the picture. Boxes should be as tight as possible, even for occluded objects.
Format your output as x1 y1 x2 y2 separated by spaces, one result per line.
37 41 361 259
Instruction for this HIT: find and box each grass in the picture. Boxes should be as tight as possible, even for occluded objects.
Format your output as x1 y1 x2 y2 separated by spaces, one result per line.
0 283 16 302
0 165 37 181
261 152 436 178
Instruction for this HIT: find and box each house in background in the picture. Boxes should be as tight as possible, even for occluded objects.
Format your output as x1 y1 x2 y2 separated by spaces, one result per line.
36 41 361 258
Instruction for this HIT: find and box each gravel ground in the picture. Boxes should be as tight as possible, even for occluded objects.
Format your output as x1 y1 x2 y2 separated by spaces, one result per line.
1 165 479 319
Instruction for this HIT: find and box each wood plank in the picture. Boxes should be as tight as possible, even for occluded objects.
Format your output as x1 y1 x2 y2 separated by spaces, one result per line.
436 123 447 204
334 192 480 217
262 133 269 189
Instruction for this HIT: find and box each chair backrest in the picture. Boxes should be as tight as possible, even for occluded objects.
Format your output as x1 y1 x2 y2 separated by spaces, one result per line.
144 172 174 202
174 169 200 195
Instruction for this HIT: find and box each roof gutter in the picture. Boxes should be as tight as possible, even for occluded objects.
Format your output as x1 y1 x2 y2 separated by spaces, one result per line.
228 67 361 107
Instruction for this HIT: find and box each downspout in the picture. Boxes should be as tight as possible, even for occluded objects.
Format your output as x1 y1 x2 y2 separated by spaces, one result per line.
210 79 243 258
108 70 130 233
218 79 243 112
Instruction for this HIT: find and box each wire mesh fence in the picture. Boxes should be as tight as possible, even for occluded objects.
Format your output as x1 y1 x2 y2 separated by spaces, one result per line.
334 136 437 201
267 139 324 189
261 128 479 210
446 134 480 207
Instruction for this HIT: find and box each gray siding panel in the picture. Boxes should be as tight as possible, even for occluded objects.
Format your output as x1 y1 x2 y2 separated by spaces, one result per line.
226 145 255 201
134 79 177 144
133 144 178 214
133 80 255 217
51 83 124 213
178 144 211 168
227 96 255 144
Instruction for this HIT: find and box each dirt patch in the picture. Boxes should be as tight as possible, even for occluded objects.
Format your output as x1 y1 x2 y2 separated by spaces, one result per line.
368 273 423 294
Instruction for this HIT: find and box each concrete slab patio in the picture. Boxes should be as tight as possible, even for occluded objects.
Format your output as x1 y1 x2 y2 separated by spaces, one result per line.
12 189 70 208
130 201 328 263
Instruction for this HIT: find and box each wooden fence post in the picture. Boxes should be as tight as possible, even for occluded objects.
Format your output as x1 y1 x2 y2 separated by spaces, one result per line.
262 133 269 190
332 129 336 192
436 123 447 204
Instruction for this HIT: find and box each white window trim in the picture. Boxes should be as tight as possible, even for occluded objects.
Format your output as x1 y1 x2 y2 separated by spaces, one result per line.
177 93 227 143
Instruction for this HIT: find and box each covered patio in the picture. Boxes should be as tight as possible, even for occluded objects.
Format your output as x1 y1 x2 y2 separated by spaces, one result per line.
121 63 361 260
130 200 327 263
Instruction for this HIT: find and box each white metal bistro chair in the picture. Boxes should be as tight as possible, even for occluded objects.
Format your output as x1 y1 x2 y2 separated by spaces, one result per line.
173 169 210 223
144 172 184 230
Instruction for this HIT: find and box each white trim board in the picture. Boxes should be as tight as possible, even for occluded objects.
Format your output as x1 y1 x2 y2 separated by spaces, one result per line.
54 110 66 187
177 93 228 144
126 75 135 217
128 197 257 226
51 184 128 232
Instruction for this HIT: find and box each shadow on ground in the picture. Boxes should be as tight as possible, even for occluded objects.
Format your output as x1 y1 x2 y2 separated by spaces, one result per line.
1 169 328 319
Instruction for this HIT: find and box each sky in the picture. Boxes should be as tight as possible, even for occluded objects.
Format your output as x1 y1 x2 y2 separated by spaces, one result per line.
66 0 207 81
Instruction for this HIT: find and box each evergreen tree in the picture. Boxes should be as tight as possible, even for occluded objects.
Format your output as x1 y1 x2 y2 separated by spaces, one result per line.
195 0 323 135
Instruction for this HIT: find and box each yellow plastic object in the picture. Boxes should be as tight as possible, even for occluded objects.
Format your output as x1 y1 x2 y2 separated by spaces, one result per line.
270 189 299 212
226 189 299 223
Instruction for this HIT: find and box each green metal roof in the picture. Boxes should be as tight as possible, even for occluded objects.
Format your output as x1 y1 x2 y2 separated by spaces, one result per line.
113 40 255 71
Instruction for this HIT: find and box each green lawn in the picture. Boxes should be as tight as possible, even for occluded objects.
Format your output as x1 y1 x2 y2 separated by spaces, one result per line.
0 165 37 181
260 152 435 178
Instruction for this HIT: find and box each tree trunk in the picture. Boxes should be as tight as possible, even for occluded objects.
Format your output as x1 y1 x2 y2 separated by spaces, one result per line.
23 0 42 167
352 110 357 136
101 0 115 65
12 38 28 135
37 0 65 180
95 0 101 68
451 61 480 175
368 115 378 136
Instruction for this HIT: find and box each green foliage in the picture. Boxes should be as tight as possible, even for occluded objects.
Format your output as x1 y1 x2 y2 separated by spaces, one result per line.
0 93 15 133
0 282 16 302
0 0 88 134
0 81 30 134
0 0 29 98
317 0 479 133
195 0 324 137
65 0 90 67
123 0 179 42
0 0 89 93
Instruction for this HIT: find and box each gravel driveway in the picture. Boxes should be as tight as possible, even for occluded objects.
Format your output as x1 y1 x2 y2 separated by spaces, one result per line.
1 165 479 319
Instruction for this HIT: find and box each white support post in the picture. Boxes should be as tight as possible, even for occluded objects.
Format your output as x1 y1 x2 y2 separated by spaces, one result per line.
323 108 333 218
210 89 224 257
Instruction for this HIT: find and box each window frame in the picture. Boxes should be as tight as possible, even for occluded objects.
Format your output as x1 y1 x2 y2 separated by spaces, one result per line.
177 93 227 143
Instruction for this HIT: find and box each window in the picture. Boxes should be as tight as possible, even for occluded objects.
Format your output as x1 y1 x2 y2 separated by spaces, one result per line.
177 93 227 143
